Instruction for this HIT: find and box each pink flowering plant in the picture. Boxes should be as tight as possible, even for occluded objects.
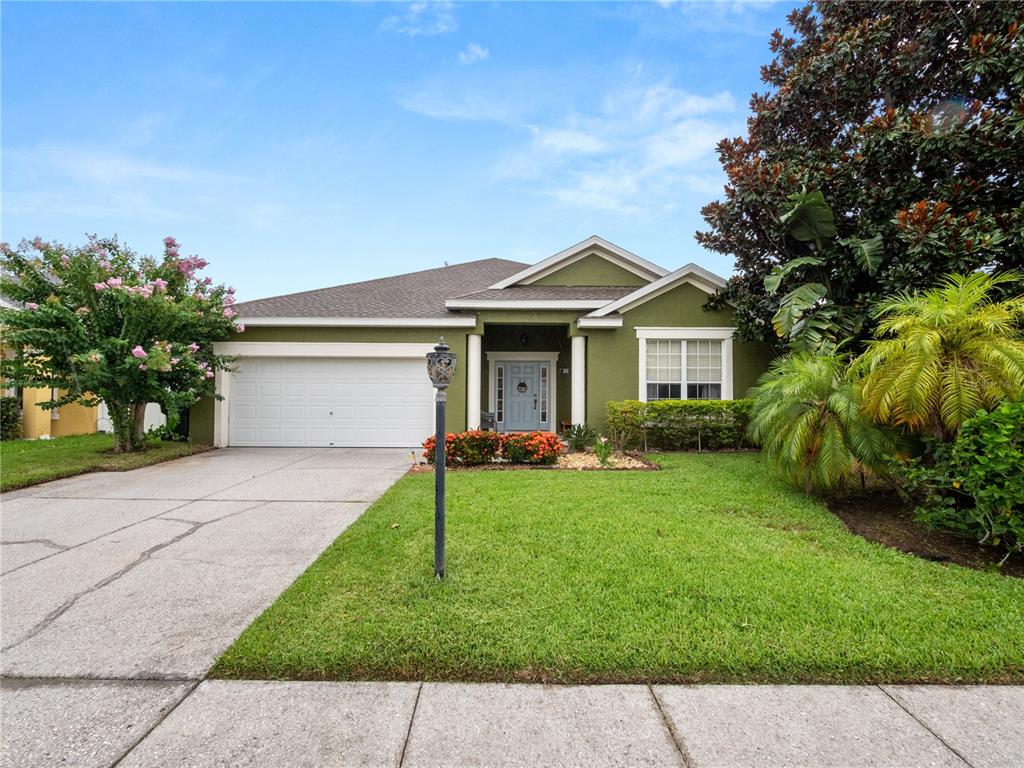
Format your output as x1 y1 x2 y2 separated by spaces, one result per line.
0 235 242 452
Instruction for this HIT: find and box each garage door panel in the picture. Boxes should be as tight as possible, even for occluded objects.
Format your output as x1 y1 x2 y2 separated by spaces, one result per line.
257 360 284 376
229 355 433 447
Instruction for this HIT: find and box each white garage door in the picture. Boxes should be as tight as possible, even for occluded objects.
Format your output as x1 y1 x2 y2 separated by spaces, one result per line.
229 357 434 447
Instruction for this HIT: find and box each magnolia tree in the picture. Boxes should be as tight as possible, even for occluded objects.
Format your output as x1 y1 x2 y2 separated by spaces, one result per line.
0 235 242 452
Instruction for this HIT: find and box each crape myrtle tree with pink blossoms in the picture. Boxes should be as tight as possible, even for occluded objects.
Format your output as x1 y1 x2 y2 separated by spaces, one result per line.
0 235 243 452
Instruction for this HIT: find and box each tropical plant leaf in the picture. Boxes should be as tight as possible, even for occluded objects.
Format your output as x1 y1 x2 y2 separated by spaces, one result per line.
764 256 825 294
839 234 884 274
772 283 827 338
779 190 837 246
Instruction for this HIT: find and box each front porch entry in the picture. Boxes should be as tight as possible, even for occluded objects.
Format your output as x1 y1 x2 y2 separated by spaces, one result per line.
465 323 585 433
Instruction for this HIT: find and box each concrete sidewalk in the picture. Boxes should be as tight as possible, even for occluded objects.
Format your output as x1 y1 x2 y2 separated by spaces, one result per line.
1 679 1020 767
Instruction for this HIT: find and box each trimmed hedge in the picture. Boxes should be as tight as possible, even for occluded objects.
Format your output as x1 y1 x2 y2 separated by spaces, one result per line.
606 399 754 451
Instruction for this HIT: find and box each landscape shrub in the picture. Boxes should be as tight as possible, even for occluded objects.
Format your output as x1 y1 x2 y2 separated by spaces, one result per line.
898 400 1024 559
605 399 754 452
422 430 502 466
1 396 22 441
605 400 647 451
565 423 596 451
499 431 563 465
458 430 503 464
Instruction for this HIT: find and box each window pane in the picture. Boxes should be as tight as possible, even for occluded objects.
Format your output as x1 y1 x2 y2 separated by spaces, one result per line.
686 340 722 384
496 366 504 422
687 383 721 400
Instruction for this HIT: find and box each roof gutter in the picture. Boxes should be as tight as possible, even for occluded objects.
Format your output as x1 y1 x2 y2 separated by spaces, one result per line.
443 299 609 310
239 316 477 328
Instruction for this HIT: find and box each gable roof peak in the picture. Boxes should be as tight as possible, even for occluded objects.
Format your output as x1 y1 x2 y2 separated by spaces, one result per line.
488 235 668 290
585 262 728 318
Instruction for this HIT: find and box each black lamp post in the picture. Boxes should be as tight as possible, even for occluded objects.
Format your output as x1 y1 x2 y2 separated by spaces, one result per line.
426 337 456 579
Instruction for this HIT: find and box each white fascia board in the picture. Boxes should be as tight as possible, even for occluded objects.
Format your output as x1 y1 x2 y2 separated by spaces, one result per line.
576 316 623 328
212 341 436 358
239 316 477 328
488 235 668 289
444 299 607 310
635 327 736 340
586 264 728 318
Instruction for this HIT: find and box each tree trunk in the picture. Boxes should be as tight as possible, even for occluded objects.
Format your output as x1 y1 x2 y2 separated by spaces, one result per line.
132 403 147 450
107 401 131 453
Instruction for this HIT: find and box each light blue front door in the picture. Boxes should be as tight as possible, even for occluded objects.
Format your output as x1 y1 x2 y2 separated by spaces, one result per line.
502 362 546 431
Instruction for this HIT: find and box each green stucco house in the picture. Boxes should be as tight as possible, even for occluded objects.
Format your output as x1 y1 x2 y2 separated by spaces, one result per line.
190 236 774 447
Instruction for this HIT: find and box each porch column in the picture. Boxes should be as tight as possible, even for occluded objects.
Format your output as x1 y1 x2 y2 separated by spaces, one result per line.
466 333 482 429
571 335 586 426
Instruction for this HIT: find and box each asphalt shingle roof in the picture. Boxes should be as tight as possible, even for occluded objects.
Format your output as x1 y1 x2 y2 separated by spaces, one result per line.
449 286 636 302
236 258 528 318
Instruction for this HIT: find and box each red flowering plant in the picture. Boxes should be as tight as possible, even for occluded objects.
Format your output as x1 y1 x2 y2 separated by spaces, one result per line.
501 431 564 465
423 430 561 465
422 430 502 466
457 430 502 464
422 433 459 464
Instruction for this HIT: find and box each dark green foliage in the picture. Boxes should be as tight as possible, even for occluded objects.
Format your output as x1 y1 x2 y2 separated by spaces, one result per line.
0 396 22 441
565 423 596 451
899 400 1024 559
699 1 1024 346
605 399 753 452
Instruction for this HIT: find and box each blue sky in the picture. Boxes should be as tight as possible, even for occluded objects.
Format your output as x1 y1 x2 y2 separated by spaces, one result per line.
2 1 798 301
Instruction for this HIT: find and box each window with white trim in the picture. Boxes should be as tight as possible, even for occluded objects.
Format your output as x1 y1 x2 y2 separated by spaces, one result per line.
644 339 722 401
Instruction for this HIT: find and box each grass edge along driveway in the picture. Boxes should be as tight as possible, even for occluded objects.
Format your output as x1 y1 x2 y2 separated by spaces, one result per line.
0 433 209 492
213 453 1024 685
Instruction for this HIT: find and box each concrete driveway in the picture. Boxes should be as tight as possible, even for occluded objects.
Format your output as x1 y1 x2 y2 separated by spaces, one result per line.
0 447 411 766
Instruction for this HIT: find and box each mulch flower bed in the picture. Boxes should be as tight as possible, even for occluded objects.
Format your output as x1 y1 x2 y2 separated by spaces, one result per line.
556 450 654 470
827 494 1024 578
408 449 657 473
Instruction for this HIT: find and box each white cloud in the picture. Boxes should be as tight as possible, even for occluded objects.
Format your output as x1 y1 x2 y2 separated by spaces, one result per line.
1 144 289 229
530 126 609 155
396 63 739 216
505 82 735 215
382 1 457 37
458 42 489 65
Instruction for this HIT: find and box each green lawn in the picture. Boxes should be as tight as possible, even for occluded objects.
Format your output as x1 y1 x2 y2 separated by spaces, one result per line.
212 453 1024 684
0 433 209 491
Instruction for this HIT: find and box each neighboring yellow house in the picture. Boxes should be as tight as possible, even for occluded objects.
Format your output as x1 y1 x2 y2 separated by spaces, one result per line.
17 387 99 439
2 341 99 439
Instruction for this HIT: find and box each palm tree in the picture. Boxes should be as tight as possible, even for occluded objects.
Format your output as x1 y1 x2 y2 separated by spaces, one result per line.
748 352 896 493
855 272 1024 441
